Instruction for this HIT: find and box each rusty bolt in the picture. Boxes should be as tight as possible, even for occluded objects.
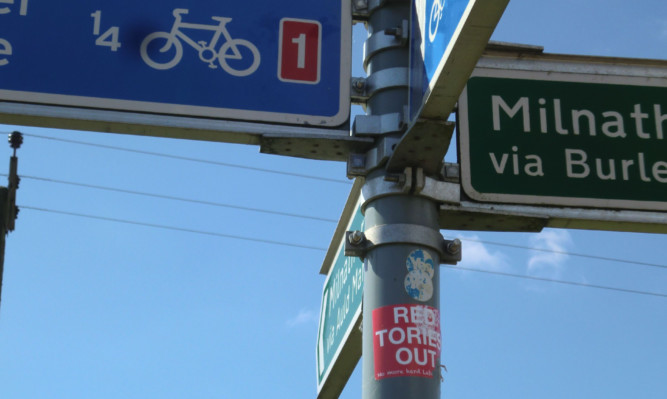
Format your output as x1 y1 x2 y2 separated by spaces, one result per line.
354 0 368 10
446 239 462 255
353 78 366 92
348 231 365 246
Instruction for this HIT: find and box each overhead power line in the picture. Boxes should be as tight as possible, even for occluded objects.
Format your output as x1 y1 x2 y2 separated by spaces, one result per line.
9 173 666 270
14 134 665 271
21 205 328 252
19 132 352 184
460 238 667 270
18 206 667 299
442 265 667 299
10 174 338 224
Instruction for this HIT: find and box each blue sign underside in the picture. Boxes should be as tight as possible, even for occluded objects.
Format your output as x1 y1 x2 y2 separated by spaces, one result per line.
0 0 345 123
409 0 469 122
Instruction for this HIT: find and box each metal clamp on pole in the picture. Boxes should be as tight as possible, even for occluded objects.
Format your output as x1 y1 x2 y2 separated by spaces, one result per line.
344 226 462 265
352 0 392 21
356 166 461 204
363 26 409 70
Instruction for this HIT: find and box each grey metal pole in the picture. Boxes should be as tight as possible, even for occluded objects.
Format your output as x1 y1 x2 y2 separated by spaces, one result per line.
361 181 443 398
354 1 446 398
1 132 22 314
0 187 7 312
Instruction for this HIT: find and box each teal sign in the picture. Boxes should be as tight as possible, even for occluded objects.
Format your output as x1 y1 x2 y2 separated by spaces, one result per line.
316 198 364 398
459 68 667 211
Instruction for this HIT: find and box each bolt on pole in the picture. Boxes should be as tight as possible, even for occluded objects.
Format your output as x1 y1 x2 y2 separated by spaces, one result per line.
354 1 444 398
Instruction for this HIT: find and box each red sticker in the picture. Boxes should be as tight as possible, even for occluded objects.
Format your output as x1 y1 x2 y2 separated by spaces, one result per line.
372 304 441 380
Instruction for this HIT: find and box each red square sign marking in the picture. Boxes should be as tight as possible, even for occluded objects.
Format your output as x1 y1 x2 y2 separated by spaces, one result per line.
278 18 321 84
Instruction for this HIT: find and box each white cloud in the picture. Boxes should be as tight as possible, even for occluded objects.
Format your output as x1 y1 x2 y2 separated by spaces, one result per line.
526 229 573 278
454 234 510 272
286 309 318 328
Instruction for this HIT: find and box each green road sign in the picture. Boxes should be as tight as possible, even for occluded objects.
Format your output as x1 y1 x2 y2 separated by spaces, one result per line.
459 55 667 212
317 180 364 399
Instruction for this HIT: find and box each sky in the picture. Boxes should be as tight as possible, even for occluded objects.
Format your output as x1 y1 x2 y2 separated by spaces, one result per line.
1 1 666 398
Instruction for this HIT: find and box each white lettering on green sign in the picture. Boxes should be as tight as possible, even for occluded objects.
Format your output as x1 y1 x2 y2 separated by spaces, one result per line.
488 95 667 185
461 73 667 210
492 96 666 140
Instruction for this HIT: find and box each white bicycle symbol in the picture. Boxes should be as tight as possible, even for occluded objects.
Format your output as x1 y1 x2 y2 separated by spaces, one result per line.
428 0 445 43
140 8 260 77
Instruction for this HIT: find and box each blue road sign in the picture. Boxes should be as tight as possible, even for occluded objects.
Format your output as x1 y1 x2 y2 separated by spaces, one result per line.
0 0 351 127
408 0 508 124
408 0 471 123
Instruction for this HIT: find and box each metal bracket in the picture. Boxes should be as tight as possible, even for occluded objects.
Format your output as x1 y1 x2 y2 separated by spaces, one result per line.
356 167 461 204
441 162 460 183
352 67 409 106
385 19 410 45
419 174 460 205
363 22 409 69
352 112 404 137
386 119 455 175
345 225 462 265
351 0 370 21
383 168 412 194
352 0 389 21
365 67 409 100
260 132 374 162
351 77 369 104
347 136 401 178
347 153 368 177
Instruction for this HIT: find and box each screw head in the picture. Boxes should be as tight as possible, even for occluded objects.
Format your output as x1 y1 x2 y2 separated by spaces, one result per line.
354 0 368 10
446 239 462 255
353 79 365 92
348 231 365 245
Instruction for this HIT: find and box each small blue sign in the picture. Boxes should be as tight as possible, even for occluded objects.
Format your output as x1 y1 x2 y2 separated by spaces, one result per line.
408 0 471 123
0 0 350 127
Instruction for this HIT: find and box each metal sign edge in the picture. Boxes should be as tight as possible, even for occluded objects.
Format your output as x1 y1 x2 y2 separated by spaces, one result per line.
316 302 362 396
320 178 364 275
0 101 353 145
316 178 364 395
414 0 509 122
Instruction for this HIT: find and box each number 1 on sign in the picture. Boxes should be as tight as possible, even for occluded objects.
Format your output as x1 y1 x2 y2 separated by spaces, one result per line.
291 33 307 69
278 18 321 84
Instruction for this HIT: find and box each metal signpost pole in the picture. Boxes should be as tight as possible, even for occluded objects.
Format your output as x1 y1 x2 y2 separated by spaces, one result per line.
0 186 7 311
0 131 21 313
346 1 460 398
358 181 444 398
